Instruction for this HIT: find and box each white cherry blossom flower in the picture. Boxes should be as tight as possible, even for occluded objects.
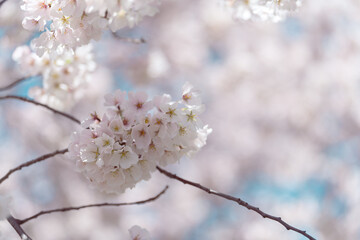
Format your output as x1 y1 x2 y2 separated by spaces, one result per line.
124 164 143 182
109 118 125 134
105 89 127 108
132 124 151 151
94 133 115 153
104 169 126 192
22 16 47 31
116 146 139 169
149 112 168 138
182 82 202 107
122 111 137 130
129 225 151 240
128 91 153 115
80 143 99 163
137 159 156 180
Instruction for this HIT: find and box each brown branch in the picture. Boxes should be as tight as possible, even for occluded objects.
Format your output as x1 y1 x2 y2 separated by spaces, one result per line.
156 166 316 240
0 149 68 185
0 77 31 92
112 32 146 44
7 215 32 240
0 95 81 124
19 185 169 224
0 0 7 8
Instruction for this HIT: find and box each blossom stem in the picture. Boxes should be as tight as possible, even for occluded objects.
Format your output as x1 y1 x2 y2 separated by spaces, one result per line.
0 95 81 124
18 185 168 224
7 215 32 240
0 149 68 185
156 166 316 240
0 77 32 92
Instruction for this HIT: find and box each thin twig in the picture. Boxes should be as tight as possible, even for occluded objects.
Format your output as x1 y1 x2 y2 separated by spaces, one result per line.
112 32 146 44
19 185 169 224
0 77 31 92
7 215 32 240
0 95 81 124
0 0 7 8
0 149 68 185
156 166 316 240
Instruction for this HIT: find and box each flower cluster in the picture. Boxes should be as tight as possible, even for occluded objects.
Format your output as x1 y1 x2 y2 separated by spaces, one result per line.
67 83 212 193
221 0 302 22
21 0 161 56
12 44 95 110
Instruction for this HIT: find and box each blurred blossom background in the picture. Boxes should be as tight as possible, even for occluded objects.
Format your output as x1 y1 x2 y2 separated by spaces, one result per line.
1 0 360 239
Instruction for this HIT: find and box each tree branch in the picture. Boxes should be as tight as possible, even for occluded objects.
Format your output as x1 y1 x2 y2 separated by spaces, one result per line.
0 77 31 92
0 95 81 124
156 166 316 240
7 215 32 240
0 0 7 8
0 149 68 185
19 185 169 224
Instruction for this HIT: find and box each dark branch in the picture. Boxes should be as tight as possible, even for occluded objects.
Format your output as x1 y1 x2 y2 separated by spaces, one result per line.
156 166 316 240
112 32 146 44
19 185 169 224
7 215 32 240
0 149 68 185
0 95 81 124
0 0 7 8
0 77 31 92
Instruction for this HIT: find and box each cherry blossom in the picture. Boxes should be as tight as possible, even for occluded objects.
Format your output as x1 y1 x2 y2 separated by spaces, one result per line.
20 0 161 56
67 83 211 193
12 44 95 110
128 225 151 240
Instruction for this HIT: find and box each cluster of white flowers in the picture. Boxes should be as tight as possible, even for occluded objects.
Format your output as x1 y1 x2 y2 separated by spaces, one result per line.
21 0 161 56
12 44 95 110
67 83 212 193
129 225 151 240
221 0 302 22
